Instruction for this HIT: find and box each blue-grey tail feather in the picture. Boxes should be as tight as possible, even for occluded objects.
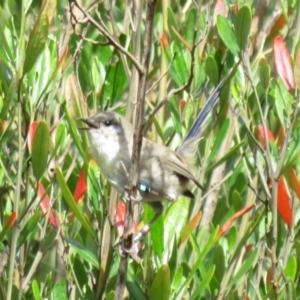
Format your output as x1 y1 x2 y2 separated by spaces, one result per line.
181 69 233 144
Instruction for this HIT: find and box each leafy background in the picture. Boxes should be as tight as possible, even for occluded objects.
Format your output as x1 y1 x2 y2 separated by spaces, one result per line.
0 0 300 299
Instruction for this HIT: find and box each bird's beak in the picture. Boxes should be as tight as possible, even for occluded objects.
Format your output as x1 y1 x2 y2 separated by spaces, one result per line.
77 117 98 130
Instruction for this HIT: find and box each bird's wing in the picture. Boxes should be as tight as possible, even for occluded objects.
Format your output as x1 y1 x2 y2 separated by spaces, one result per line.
162 154 203 190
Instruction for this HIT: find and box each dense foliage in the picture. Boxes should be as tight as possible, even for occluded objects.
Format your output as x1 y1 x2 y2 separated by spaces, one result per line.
0 0 300 299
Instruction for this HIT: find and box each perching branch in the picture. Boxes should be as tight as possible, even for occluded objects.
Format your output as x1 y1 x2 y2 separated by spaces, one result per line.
115 1 157 300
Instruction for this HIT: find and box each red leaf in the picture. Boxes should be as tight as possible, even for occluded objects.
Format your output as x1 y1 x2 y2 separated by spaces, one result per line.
73 167 87 203
27 122 38 153
38 182 51 213
273 36 295 94
219 204 255 236
115 201 138 236
37 182 60 229
180 211 202 244
213 0 229 25
7 211 17 228
276 177 292 227
48 210 61 230
257 124 275 148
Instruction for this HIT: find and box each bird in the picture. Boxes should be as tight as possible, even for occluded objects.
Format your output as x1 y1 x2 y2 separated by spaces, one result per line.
79 69 233 240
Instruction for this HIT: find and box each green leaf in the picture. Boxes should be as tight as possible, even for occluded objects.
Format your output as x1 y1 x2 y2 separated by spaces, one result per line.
55 168 95 237
235 6 252 51
284 121 300 171
127 264 148 300
23 1 57 75
214 245 225 283
163 197 189 262
54 123 67 155
184 8 196 46
205 56 219 86
32 280 40 300
285 279 297 300
41 227 57 252
152 116 165 142
65 237 99 268
64 106 88 166
228 248 258 288
190 265 215 299
207 141 245 174
100 54 126 108
176 226 219 297
0 74 18 119
18 211 43 248
51 282 68 300
231 190 243 211
30 44 52 107
216 15 239 56
167 7 182 46
295 240 300 271
147 205 164 258
169 43 190 87
150 265 171 300
31 120 50 181
173 266 183 292
208 118 230 162
285 256 297 281
170 97 182 136
227 225 237 251
259 59 270 90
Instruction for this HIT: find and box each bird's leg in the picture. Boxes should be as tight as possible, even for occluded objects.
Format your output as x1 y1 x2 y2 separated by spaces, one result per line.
133 202 163 242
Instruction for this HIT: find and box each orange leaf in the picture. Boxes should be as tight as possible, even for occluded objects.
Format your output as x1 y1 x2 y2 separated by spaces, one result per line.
116 201 126 236
179 99 187 112
2 121 7 131
180 211 202 244
219 204 255 236
7 211 17 228
270 15 287 39
160 32 169 48
73 167 87 203
273 36 295 94
285 168 300 200
276 177 292 227
27 122 38 153
257 124 275 148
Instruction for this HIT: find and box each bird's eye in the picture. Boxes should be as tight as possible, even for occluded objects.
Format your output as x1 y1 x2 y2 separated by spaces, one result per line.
104 120 112 126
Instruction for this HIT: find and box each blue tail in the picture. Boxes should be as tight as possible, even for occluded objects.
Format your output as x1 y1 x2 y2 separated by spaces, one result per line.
181 69 233 144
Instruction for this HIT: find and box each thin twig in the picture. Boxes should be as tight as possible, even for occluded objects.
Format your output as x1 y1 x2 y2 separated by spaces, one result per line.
69 0 144 74
243 49 279 299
